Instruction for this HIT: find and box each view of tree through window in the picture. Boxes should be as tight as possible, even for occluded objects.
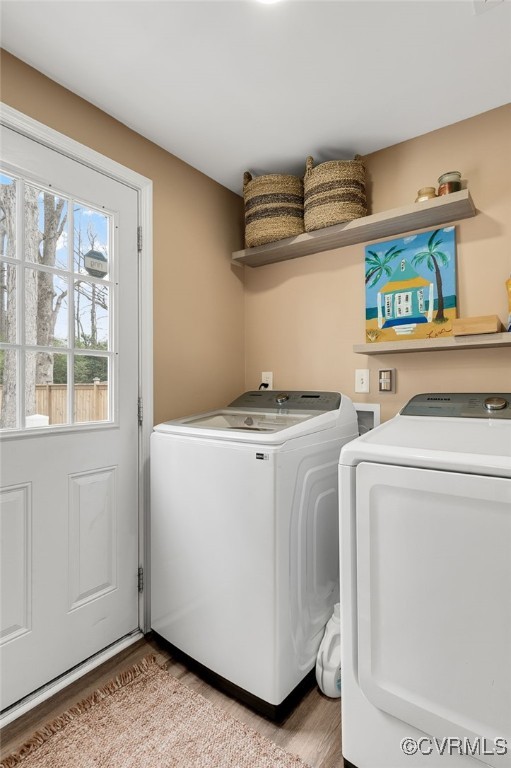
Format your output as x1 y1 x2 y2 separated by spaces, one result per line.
0 171 112 429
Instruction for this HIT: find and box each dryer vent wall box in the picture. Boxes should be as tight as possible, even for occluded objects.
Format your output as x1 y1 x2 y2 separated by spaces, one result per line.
353 402 380 434
339 392 511 767
150 390 359 718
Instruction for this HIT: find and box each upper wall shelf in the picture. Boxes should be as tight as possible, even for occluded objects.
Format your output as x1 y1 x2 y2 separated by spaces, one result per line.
232 189 476 268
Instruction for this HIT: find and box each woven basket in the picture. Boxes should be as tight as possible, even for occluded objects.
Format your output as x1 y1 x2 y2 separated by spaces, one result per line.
303 155 367 232
243 172 305 248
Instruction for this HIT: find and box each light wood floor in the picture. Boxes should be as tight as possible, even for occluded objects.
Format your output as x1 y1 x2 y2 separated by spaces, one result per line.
1 634 344 767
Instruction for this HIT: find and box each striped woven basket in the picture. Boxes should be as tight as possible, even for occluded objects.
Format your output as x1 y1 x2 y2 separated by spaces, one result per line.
303 155 367 232
243 172 305 248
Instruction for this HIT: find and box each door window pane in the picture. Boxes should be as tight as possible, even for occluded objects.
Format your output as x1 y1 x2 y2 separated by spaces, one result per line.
25 351 69 427
25 185 68 270
74 355 109 423
0 173 16 261
0 262 16 344
25 269 69 346
74 204 110 278
0 348 18 429
24 185 39 263
74 281 109 350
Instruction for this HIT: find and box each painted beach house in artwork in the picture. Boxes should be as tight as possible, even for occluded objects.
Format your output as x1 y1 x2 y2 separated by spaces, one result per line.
377 259 433 335
365 227 457 343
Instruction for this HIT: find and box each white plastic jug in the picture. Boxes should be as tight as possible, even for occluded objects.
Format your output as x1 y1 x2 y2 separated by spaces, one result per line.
315 603 341 698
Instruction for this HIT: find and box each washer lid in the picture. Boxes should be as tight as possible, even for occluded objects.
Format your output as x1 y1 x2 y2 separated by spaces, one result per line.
153 391 355 444
153 407 341 443
340 393 511 477
166 409 312 433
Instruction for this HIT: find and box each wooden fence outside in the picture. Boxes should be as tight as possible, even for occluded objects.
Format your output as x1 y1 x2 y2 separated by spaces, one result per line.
0 382 108 424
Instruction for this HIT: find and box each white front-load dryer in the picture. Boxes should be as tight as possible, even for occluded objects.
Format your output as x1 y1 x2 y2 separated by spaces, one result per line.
339 393 511 768
151 390 358 718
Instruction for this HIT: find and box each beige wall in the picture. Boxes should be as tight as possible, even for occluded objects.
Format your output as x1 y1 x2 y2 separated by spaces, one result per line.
244 105 511 421
0 50 245 424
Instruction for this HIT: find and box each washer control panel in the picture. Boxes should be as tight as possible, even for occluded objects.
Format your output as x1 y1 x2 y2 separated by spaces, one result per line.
228 391 342 412
401 393 511 419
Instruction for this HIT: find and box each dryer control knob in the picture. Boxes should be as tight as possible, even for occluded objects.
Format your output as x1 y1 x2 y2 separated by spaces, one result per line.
275 393 289 405
484 396 508 411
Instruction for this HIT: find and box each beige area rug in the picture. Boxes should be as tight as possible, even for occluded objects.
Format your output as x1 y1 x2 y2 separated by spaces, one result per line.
1 656 311 768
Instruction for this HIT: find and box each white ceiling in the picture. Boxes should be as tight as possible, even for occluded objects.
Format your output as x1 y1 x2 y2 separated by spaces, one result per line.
1 0 510 194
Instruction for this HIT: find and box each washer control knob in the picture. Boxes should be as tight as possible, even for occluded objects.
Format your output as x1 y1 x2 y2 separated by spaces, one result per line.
484 396 508 411
275 392 289 405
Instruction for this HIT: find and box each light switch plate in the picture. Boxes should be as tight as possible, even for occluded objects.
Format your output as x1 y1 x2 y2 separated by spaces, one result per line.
355 369 370 393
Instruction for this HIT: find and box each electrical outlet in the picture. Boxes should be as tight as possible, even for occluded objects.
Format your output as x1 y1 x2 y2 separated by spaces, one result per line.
261 371 273 389
355 369 370 394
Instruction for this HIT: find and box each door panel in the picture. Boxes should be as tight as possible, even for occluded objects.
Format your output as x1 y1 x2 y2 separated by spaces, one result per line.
355 462 511 767
0 484 31 643
68 467 117 609
0 126 139 710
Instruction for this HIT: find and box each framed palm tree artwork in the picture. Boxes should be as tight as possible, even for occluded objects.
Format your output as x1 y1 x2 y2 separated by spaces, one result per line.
364 227 457 343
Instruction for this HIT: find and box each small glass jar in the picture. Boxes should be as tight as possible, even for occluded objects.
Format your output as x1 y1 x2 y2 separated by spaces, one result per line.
437 171 461 196
415 187 437 203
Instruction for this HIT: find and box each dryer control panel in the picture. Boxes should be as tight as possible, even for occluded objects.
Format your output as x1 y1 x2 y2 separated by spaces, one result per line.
401 393 511 419
228 390 342 412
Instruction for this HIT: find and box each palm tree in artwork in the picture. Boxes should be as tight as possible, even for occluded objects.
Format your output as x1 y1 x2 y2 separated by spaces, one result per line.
365 244 405 287
411 229 450 322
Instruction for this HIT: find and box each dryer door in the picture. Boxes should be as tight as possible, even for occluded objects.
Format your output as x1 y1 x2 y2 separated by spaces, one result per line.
355 462 511 767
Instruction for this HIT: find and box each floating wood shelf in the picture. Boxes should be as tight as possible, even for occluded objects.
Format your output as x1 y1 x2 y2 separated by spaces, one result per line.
354 332 511 355
232 189 476 268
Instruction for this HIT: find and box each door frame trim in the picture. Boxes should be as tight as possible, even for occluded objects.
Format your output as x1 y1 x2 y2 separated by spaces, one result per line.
0 103 153 636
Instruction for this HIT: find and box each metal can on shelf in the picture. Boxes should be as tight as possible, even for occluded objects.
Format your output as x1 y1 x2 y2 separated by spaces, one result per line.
437 171 462 196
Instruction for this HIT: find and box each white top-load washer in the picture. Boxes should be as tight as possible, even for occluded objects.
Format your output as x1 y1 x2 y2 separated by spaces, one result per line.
151 390 358 718
339 393 511 768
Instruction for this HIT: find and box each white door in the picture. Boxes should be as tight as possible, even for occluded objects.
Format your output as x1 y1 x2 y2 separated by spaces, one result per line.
0 126 140 710
355 462 511 768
